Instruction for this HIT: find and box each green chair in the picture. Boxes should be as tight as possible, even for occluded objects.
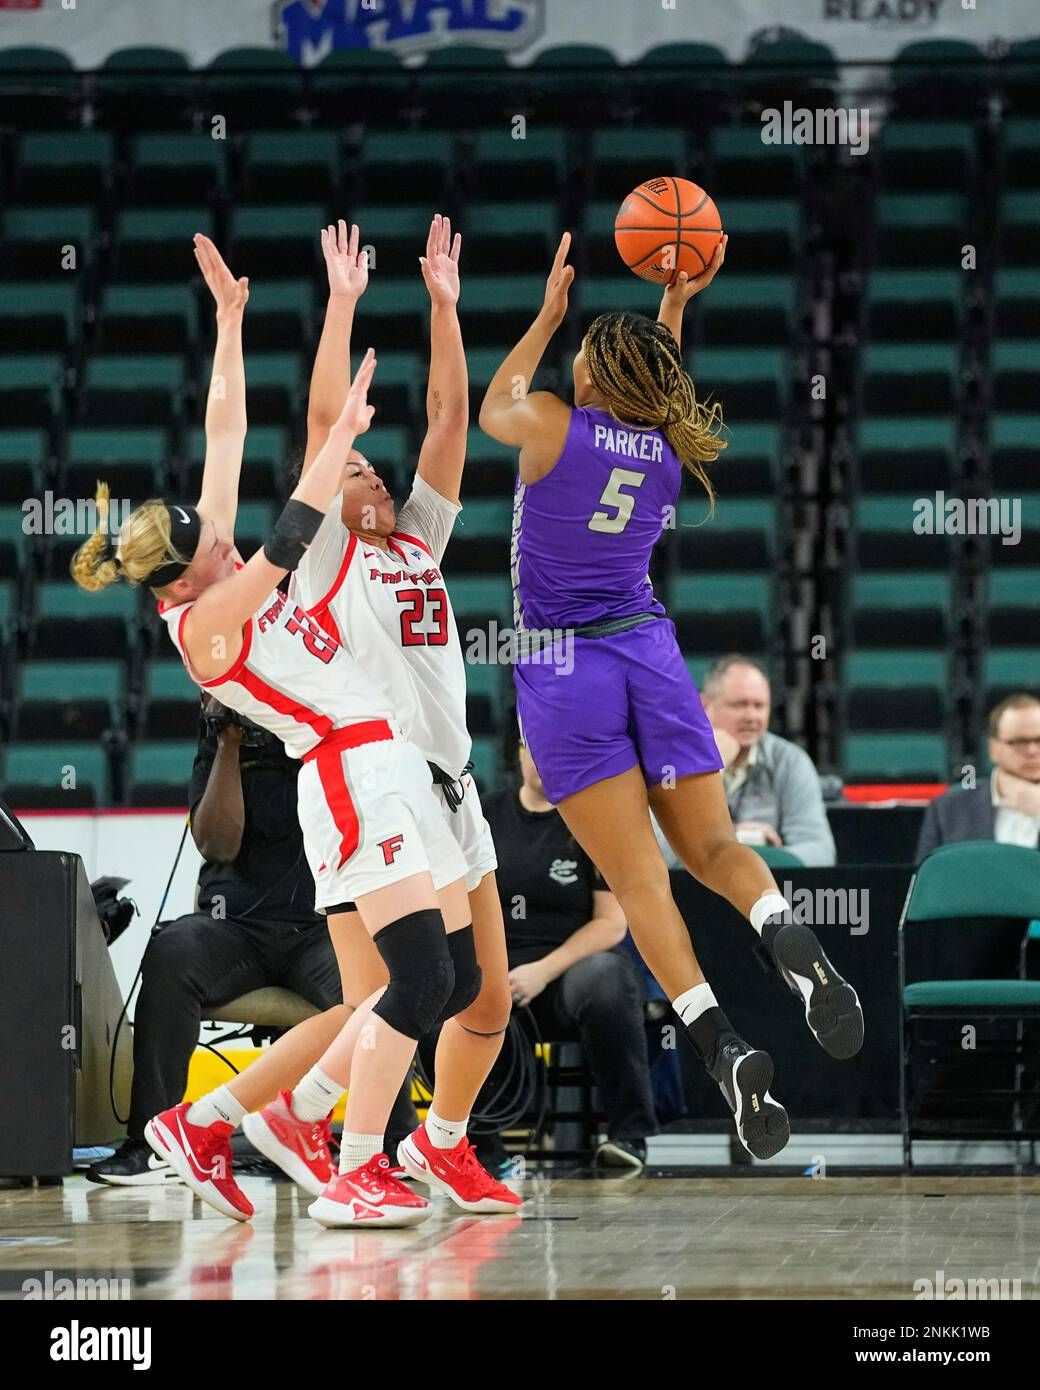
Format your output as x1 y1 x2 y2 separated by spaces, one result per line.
0 281 78 352
752 845 804 869
241 279 314 352
128 133 226 205
866 270 963 343
899 841 1040 1167
718 199 800 274
876 193 965 268
116 207 215 281
361 131 455 202
998 191 1040 268
863 343 958 416
3 205 96 278
464 201 558 274
0 429 47 502
230 205 325 279
97 48 194 130
697 275 796 348
471 129 568 200
876 120 974 191
81 355 184 429
206 47 302 128
0 46 79 128
100 283 198 355
242 131 341 203
0 355 64 427
890 40 986 118
3 742 110 806
843 733 948 782
710 126 804 200
856 416 957 494
17 130 113 202
312 48 410 126
686 347 787 422
589 127 688 199
992 341 1040 412
128 742 198 803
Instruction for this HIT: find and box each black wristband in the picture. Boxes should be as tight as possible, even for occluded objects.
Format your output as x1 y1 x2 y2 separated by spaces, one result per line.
263 499 325 571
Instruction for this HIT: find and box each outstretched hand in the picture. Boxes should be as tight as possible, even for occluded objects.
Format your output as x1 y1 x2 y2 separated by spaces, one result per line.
334 348 377 438
322 219 369 301
420 212 462 307
540 231 574 330
194 234 248 318
661 233 728 307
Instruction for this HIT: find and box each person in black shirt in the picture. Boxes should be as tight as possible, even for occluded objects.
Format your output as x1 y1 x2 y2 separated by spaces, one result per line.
88 695 416 1184
480 739 659 1169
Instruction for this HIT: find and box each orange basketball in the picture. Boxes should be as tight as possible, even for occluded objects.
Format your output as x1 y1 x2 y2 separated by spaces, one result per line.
614 177 723 284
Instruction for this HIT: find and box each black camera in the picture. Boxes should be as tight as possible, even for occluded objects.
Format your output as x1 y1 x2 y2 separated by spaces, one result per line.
199 700 276 750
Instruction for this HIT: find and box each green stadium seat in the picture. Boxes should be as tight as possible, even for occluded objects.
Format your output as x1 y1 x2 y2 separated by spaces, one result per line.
988 570 1040 650
850 572 951 650
81 355 185 429
144 659 197 702
744 33 839 108
229 201 327 276
994 269 1040 340
349 204 436 278
866 269 963 342
420 46 515 127
65 428 167 503
990 415 1040 491
671 573 771 617
336 273 426 352
890 40 986 118
311 48 410 126
20 659 123 704
128 133 226 205
675 496 776 572
471 129 567 200
998 191 1040 267
853 495 953 570
711 422 780 496
455 499 512 539
717 199 800 274
845 650 948 691
2 205 96 279
579 274 668 320
842 733 948 782
986 492 1040 567
16 130 113 203
206 48 303 128
876 121 974 191
589 128 688 199
862 342 958 416
992 341 1040 412
631 44 730 124
360 131 456 203
3 743 111 808
242 352 302 427
0 281 79 353
240 279 314 352
844 651 948 734
0 430 47 504
115 207 215 280
128 742 197 806
528 45 620 124
352 427 411 484
983 649 1040 704
697 274 796 347
710 126 804 200
185 424 290 499
99 283 198 355
0 46 79 128
997 39 1040 117
458 427 516 498
856 417 957 494
876 194 966 268
0 506 31 580
242 131 341 204
449 577 513 625
687 346 787 421
1000 119 1040 188
467 736 499 790
97 47 194 130
462 660 505 701
0 355 64 427
454 276 546 349
463 201 558 274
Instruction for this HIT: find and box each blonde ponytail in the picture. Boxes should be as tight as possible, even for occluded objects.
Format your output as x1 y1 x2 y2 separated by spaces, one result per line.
71 483 184 593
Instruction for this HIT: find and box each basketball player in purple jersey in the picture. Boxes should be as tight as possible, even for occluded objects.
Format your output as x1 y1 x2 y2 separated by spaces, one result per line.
480 234 863 1160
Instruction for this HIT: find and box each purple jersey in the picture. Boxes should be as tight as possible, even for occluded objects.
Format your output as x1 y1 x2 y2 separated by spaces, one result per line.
511 405 681 632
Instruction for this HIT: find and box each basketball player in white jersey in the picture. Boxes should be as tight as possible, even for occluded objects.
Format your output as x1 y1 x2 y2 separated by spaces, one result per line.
72 237 485 1228
232 218 519 1213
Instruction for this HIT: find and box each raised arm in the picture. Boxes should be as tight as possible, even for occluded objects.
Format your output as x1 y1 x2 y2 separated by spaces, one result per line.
184 351 377 678
478 232 573 482
415 213 467 504
301 220 368 479
656 235 727 350
194 235 249 541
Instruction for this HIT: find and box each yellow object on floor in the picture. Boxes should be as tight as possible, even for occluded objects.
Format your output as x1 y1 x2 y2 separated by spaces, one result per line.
183 1047 431 1125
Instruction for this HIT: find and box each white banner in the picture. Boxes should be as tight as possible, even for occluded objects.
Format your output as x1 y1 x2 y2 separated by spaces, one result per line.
0 0 1031 70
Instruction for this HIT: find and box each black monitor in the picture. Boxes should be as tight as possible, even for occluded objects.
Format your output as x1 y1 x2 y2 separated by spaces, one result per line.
0 797 34 851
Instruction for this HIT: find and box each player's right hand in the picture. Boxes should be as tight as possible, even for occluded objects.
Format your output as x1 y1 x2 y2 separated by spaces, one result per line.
540 231 575 329
194 234 249 319
323 220 369 301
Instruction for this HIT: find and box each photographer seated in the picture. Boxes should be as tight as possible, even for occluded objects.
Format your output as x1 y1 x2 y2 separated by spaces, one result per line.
88 696 417 1184
476 738 658 1172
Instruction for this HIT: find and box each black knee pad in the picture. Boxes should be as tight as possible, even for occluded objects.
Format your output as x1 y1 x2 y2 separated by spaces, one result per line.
371 909 454 1040
434 925 483 1026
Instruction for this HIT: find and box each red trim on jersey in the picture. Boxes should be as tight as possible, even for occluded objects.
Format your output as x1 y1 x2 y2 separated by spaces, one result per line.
313 747 361 868
393 529 433 559
307 531 358 627
300 719 395 763
233 663 334 739
311 603 342 646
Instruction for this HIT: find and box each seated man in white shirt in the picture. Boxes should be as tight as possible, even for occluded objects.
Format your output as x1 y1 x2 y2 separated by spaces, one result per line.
916 693 1040 861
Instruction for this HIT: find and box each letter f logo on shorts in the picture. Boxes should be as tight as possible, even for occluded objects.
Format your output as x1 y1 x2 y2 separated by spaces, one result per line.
379 834 405 866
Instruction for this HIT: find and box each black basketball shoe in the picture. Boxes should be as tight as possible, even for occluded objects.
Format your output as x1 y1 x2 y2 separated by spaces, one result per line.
709 1036 790 1160
762 921 864 1060
85 1138 178 1186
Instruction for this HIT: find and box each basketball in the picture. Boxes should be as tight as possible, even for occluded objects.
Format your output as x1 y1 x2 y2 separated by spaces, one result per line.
614 177 723 284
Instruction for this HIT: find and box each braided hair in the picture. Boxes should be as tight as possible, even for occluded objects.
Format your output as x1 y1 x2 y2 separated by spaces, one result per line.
582 312 725 507
71 481 186 593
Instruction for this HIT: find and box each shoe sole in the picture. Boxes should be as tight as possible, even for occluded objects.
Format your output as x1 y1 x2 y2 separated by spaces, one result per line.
729 1050 791 1161
772 923 864 1060
241 1111 328 1197
85 1165 180 1187
144 1117 252 1223
307 1192 431 1229
396 1135 522 1214
594 1143 646 1171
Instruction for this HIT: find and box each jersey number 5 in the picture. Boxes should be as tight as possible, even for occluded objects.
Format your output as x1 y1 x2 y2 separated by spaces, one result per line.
588 467 646 534
397 588 449 647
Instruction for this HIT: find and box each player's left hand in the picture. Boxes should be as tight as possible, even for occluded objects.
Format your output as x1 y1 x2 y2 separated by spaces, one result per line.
420 212 461 307
662 233 728 305
194 234 248 319
508 962 549 1007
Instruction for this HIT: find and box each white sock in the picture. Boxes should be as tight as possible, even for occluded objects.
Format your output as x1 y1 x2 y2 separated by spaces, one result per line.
424 1107 468 1150
749 891 791 936
187 1084 247 1130
672 983 717 1028
291 1065 344 1122
339 1131 383 1175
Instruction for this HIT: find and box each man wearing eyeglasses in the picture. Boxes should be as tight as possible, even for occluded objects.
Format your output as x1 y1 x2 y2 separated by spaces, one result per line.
916 693 1040 861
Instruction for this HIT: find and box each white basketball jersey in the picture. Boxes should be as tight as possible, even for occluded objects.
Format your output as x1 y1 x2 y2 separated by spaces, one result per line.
158 583 396 761
291 474 472 779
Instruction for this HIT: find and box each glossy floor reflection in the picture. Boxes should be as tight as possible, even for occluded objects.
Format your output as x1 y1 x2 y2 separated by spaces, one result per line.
2 1172 1039 1300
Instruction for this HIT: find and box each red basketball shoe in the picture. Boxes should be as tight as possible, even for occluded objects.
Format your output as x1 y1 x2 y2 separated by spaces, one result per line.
145 1103 253 1222
397 1127 522 1213
308 1154 432 1229
241 1090 334 1196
